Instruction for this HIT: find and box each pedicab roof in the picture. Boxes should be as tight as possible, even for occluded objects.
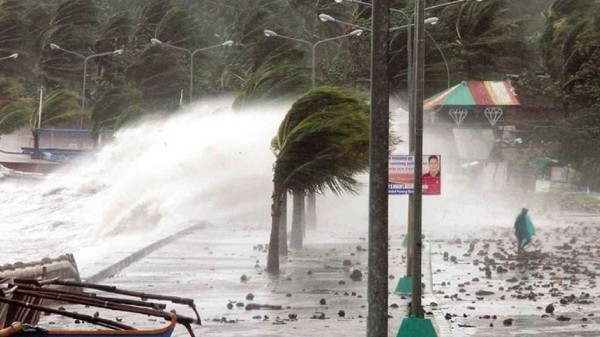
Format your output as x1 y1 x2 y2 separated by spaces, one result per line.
424 80 520 110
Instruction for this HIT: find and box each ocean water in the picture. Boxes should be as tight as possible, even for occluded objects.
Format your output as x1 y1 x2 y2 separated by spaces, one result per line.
1 98 288 268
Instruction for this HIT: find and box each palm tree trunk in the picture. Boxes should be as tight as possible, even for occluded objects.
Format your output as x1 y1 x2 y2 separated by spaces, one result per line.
278 193 288 256
267 190 281 273
306 193 317 230
290 190 304 250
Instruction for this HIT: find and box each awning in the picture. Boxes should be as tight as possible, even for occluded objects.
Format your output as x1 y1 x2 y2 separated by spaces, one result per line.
424 80 520 110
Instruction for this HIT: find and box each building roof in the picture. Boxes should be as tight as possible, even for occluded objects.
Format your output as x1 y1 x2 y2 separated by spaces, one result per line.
424 80 520 110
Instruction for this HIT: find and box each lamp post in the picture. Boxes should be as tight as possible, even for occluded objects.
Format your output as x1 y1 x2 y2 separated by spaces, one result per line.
407 0 483 321
367 1 389 335
0 53 18 61
332 0 481 289
319 13 439 32
263 29 363 88
150 39 234 103
49 44 123 115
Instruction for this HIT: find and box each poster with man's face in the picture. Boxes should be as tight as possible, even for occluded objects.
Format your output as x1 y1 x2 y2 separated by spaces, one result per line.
388 155 441 195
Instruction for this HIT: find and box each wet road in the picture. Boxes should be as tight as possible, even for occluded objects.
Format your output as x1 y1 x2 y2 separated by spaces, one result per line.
431 212 600 336
39 226 417 337
37 211 600 336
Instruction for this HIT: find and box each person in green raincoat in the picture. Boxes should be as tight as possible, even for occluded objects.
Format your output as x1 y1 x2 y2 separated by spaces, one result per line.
514 206 535 254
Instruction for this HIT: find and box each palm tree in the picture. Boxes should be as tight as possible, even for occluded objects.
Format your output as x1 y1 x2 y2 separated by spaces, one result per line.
437 0 532 80
232 63 310 109
267 87 370 273
0 76 83 142
540 0 599 117
91 85 141 143
0 78 30 135
31 89 84 146
38 0 101 86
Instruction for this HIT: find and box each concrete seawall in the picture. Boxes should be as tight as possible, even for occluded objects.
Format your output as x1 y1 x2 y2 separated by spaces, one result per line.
1 223 206 284
84 222 207 283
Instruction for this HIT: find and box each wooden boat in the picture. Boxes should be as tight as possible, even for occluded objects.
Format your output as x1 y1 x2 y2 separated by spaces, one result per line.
0 126 109 175
0 314 177 337
0 278 199 337
0 150 62 174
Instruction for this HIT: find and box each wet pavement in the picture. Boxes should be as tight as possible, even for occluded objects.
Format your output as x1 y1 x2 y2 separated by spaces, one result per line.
38 226 420 337
36 211 600 336
430 212 600 336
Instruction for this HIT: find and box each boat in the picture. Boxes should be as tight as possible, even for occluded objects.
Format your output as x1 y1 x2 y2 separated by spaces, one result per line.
0 128 112 175
0 278 199 337
0 149 64 175
0 313 177 337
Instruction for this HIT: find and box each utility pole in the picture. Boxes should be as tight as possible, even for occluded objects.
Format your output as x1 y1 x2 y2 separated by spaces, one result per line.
397 1 437 336
367 0 390 336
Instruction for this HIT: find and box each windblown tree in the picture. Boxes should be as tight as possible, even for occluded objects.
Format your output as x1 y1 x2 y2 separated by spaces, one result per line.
0 78 30 135
530 0 600 189
229 0 363 107
0 1 31 79
38 0 101 88
435 0 533 81
0 76 81 141
267 87 370 273
540 0 599 117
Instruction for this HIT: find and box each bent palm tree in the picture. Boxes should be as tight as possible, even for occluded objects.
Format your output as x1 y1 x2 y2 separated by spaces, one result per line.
267 87 370 273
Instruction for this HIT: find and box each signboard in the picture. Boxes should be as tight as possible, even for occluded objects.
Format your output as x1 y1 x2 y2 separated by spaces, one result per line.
389 155 441 195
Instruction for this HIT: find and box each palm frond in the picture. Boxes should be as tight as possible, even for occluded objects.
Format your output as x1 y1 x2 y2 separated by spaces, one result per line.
272 86 370 201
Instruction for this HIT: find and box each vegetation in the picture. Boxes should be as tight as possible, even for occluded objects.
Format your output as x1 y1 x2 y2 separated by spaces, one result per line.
267 87 371 272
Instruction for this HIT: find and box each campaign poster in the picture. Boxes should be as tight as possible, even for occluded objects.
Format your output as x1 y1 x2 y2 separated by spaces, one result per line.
389 155 441 195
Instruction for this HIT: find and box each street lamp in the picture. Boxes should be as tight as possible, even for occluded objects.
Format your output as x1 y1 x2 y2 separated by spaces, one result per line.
333 0 485 328
263 29 362 88
319 13 438 32
150 38 234 103
333 0 484 90
49 43 123 115
0 53 18 61
332 0 478 288
405 0 485 321
335 0 483 8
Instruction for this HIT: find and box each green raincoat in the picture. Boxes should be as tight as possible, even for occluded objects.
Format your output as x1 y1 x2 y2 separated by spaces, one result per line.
514 210 535 244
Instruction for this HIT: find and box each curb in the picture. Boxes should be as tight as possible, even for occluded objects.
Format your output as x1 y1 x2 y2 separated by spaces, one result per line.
423 237 454 337
84 222 207 283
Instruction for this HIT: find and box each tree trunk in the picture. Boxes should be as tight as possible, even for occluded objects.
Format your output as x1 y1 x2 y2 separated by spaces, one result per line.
290 190 304 250
33 130 39 150
306 192 317 230
266 190 281 274
278 193 288 256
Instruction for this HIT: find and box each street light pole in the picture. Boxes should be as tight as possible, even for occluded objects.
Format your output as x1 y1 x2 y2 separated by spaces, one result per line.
367 2 390 336
50 44 123 115
411 0 426 319
320 13 431 32
333 0 478 288
263 29 362 88
0 53 18 61
151 39 233 103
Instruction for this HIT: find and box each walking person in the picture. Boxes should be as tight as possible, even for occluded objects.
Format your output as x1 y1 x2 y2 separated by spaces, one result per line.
514 206 535 254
